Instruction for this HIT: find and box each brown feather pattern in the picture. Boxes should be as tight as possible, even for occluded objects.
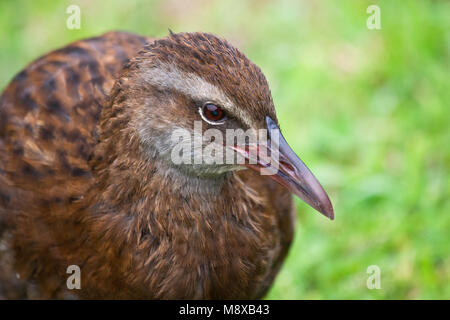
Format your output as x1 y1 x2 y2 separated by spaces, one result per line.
0 31 294 299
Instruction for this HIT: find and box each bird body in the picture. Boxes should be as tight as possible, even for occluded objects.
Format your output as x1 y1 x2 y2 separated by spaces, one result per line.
0 31 331 299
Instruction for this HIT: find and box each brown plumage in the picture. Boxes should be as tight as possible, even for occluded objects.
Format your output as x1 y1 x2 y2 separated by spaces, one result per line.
0 31 332 299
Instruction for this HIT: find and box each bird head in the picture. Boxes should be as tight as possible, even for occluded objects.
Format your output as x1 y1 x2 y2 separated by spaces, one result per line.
113 32 334 219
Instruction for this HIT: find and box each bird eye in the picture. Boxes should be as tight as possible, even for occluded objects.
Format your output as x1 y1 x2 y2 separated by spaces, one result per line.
199 103 227 124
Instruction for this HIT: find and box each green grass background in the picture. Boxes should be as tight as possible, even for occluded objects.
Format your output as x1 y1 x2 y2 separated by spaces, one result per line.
1 0 449 299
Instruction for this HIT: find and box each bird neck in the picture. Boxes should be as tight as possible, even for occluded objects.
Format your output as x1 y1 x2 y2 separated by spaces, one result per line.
87 79 239 219
68 102 268 297
88 135 237 219
80 80 265 274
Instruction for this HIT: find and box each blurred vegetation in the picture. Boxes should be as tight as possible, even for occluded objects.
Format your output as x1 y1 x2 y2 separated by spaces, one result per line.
1 0 449 299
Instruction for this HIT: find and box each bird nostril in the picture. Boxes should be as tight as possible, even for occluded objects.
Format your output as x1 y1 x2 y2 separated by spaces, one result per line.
280 160 295 173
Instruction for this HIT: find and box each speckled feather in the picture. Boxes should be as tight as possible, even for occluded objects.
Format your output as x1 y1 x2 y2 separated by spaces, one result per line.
0 31 295 299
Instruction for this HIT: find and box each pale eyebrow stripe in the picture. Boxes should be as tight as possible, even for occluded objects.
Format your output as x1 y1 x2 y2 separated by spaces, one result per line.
141 63 253 127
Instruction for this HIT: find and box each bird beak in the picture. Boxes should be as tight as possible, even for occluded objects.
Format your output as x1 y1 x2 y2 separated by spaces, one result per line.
230 116 334 220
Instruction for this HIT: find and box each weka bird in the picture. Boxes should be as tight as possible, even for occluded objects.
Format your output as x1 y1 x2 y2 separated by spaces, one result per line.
0 31 333 299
